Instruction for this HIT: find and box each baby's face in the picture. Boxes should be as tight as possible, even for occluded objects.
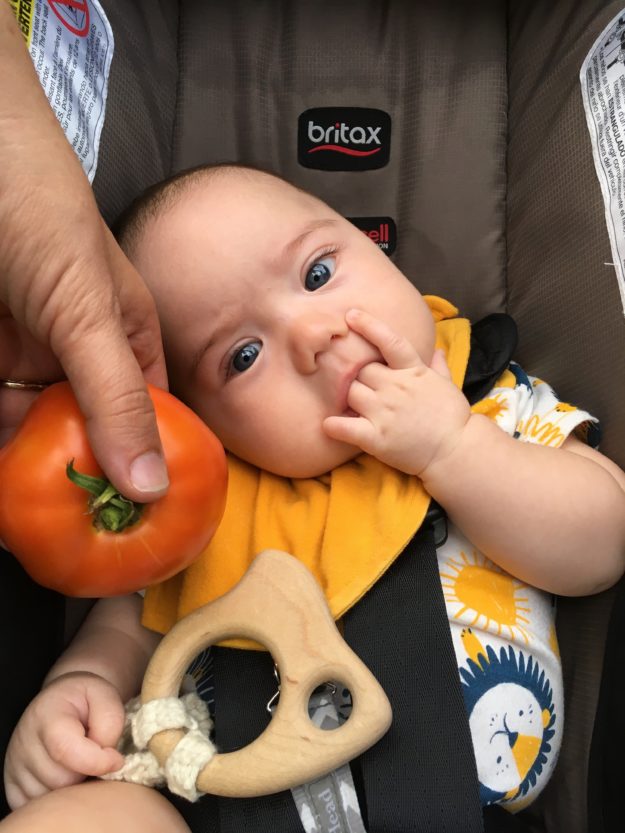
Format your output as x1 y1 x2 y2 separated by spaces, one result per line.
134 171 435 477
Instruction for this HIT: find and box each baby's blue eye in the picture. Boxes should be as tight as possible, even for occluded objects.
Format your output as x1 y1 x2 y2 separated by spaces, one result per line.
305 256 335 291
230 341 262 375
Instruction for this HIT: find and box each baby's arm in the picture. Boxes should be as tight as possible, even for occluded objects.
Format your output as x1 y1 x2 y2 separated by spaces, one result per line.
324 309 625 596
421 413 625 596
4 594 160 810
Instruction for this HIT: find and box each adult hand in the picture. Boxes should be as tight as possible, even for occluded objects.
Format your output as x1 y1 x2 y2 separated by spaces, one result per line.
0 4 169 502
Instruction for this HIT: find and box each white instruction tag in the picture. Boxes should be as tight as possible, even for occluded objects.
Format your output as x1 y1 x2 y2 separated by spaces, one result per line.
10 0 114 183
581 9 625 313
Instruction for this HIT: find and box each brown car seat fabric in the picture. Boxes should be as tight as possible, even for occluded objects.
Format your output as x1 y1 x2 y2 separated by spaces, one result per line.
93 0 178 227
84 2 625 832
169 0 509 323
96 0 510 324
507 0 625 468
507 3 625 831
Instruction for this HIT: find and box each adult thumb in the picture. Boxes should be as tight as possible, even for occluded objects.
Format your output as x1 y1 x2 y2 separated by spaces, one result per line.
69 351 168 502
56 293 169 503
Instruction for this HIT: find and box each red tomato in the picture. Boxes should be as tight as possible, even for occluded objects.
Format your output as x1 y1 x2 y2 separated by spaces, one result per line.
0 382 227 596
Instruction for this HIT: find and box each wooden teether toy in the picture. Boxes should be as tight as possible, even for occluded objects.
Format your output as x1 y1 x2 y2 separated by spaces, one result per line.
141 549 392 797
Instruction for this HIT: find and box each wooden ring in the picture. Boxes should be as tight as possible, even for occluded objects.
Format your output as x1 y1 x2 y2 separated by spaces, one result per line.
141 550 392 797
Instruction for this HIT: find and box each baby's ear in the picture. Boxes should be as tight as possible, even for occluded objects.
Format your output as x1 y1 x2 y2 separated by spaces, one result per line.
429 349 451 379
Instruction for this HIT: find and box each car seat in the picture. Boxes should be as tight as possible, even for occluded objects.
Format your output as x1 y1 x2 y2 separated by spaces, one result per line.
2 1 625 831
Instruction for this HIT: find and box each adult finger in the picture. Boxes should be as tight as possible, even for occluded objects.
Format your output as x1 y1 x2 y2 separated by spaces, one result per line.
45 243 169 501
2 236 169 499
345 309 422 370
0 303 63 381
58 314 169 502
43 218 169 500
0 306 64 445
82 232 169 499
0 9 169 501
102 223 168 389
0 245 168 497
0 388 40 447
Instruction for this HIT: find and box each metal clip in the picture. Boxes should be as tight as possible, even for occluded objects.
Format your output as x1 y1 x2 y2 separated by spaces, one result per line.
266 664 281 715
267 669 341 716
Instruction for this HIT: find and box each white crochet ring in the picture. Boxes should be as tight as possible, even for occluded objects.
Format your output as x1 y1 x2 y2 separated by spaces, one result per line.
102 692 216 801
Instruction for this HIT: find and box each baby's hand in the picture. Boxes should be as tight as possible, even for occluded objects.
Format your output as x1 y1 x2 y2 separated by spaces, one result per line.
3 672 126 810
323 309 471 476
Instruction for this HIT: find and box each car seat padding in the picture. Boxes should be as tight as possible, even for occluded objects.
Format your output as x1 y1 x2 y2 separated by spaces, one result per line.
93 0 178 227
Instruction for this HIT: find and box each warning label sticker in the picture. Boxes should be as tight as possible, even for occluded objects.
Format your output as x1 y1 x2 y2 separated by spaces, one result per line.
9 0 34 42
581 9 625 313
11 0 114 183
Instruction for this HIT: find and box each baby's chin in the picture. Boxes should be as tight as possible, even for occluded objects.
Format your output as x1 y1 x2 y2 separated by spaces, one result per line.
246 439 362 479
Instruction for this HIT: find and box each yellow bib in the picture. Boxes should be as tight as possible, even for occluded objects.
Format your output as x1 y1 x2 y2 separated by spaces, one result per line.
142 297 471 641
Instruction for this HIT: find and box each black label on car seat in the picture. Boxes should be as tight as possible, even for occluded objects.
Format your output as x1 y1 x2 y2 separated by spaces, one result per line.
347 216 397 255
298 108 391 171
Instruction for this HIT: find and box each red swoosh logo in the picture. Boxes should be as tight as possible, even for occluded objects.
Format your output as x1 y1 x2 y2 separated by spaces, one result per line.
308 144 381 157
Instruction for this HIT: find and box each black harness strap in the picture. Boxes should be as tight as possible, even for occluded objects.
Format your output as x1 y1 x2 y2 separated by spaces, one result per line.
166 646 302 832
342 525 483 833
170 524 483 833
212 647 302 832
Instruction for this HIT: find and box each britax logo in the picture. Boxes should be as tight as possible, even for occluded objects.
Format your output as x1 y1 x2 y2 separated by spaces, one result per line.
307 122 382 157
298 108 391 171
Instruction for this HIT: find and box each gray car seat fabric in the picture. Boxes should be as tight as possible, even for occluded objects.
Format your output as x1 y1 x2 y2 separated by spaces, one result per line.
89 1 625 832
507 0 625 467
97 0 510 322
168 0 509 323
506 5 625 830
93 0 178 225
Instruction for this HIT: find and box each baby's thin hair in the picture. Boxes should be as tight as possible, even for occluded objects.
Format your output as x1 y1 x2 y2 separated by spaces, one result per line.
113 162 288 257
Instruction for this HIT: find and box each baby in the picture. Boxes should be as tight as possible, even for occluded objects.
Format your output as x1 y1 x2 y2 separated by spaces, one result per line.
3 165 625 833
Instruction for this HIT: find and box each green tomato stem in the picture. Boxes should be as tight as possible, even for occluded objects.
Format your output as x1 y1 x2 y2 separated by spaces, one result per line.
66 460 144 533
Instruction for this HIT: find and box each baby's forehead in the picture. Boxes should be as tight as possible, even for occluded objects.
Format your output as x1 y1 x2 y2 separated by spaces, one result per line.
181 185 326 254
186 167 299 204
180 169 328 220
136 169 338 281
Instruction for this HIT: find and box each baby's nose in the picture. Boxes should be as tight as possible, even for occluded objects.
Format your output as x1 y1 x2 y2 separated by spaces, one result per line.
288 312 346 373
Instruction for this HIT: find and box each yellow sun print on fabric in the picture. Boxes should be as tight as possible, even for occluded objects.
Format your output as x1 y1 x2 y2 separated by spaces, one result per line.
472 393 509 422
441 550 531 643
